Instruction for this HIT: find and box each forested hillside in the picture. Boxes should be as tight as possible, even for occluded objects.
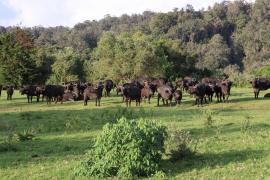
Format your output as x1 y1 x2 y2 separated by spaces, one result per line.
0 0 270 86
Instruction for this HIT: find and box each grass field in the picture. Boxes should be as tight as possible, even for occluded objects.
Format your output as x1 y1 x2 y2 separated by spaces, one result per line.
0 88 270 179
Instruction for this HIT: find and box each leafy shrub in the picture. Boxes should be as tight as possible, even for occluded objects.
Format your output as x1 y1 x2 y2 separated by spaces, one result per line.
13 129 35 142
75 117 167 178
166 130 197 162
241 116 252 134
201 109 216 128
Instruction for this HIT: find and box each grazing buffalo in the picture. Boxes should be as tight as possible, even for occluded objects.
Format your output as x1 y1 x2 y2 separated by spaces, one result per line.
84 83 104 106
20 85 43 103
0 84 2 97
221 80 233 102
188 83 206 106
174 89 182 105
43 85 65 104
264 93 270 98
250 78 270 99
141 85 153 104
123 84 141 107
104 79 114 97
157 85 173 106
7 86 14 100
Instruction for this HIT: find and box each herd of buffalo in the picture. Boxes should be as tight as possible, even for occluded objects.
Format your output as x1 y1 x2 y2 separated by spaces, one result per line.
0 77 270 107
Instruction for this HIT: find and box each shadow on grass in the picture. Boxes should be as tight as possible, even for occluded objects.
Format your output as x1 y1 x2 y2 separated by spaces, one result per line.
0 135 93 169
163 149 266 175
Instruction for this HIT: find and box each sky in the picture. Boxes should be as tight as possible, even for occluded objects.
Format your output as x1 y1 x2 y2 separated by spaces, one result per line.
0 0 253 27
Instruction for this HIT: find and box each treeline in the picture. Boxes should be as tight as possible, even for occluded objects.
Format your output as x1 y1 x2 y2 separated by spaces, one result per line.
0 0 270 86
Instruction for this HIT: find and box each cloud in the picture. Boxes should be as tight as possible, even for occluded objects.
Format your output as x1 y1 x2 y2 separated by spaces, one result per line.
0 0 249 27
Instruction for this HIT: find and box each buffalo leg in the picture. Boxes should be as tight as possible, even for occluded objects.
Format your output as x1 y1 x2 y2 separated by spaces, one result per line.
157 94 161 106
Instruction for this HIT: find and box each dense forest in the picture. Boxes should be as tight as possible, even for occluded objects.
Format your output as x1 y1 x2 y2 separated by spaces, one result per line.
0 0 270 86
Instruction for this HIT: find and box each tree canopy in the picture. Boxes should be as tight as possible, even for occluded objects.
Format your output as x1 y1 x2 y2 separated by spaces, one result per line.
0 1 269 85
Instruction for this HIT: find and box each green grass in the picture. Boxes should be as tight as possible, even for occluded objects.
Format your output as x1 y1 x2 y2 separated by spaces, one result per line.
0 88 270 179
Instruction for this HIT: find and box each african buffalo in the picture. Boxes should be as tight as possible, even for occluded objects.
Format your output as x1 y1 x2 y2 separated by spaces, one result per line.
157 85 173 106
250 78 270 99
43 85 65 104
205 84 215 103
7 86 14 100
20 85 43 103
188 83 206 106
83 83 104 106
104 79 114 97
182 77 198 92
174 89 182 105
123 84 141 107
221 80 233 102
141 85 153 104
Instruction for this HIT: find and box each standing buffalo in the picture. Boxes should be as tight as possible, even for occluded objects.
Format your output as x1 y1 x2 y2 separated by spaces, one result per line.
123 83 141 107
84 83 104 106
174 89 182 105
104 79 114 97
188 83 206 106
182 77 198 92
141 85 153 104
20 85 43 103
43 85 65 104
221 80 233 102
7 86 14 100
250 78 270 99
157 85 173 106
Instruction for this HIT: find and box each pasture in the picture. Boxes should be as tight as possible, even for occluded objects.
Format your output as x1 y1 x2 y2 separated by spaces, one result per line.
0 88 270 179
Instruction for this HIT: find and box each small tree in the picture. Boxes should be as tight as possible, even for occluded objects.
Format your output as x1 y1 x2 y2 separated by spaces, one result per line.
76 117 167 178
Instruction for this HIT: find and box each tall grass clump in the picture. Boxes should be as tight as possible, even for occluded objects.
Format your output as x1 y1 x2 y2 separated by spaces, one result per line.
75 117 167 178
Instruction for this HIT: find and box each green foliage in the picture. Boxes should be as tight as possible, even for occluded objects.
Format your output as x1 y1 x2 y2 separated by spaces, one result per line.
166 130 197 162
88 32 169 82
47 47 80 84
196 34 231 72
76 117 167 178
253 65 270 77
13 129 35 142
0 0 268 84
0 28 39 85
241 116 252 134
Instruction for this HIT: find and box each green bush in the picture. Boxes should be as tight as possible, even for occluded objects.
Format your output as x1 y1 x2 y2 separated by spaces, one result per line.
13 129 35 142
75 117 167 178
166 130 197 162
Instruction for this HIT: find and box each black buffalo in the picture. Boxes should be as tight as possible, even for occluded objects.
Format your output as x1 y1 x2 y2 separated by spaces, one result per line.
104 79 114 97
6 86 14 100
188 83 206 106
123 84 141 107
43 85 65 104
182 77 198 92
250 78 270 99
20 85 43 103
174 89 182 105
